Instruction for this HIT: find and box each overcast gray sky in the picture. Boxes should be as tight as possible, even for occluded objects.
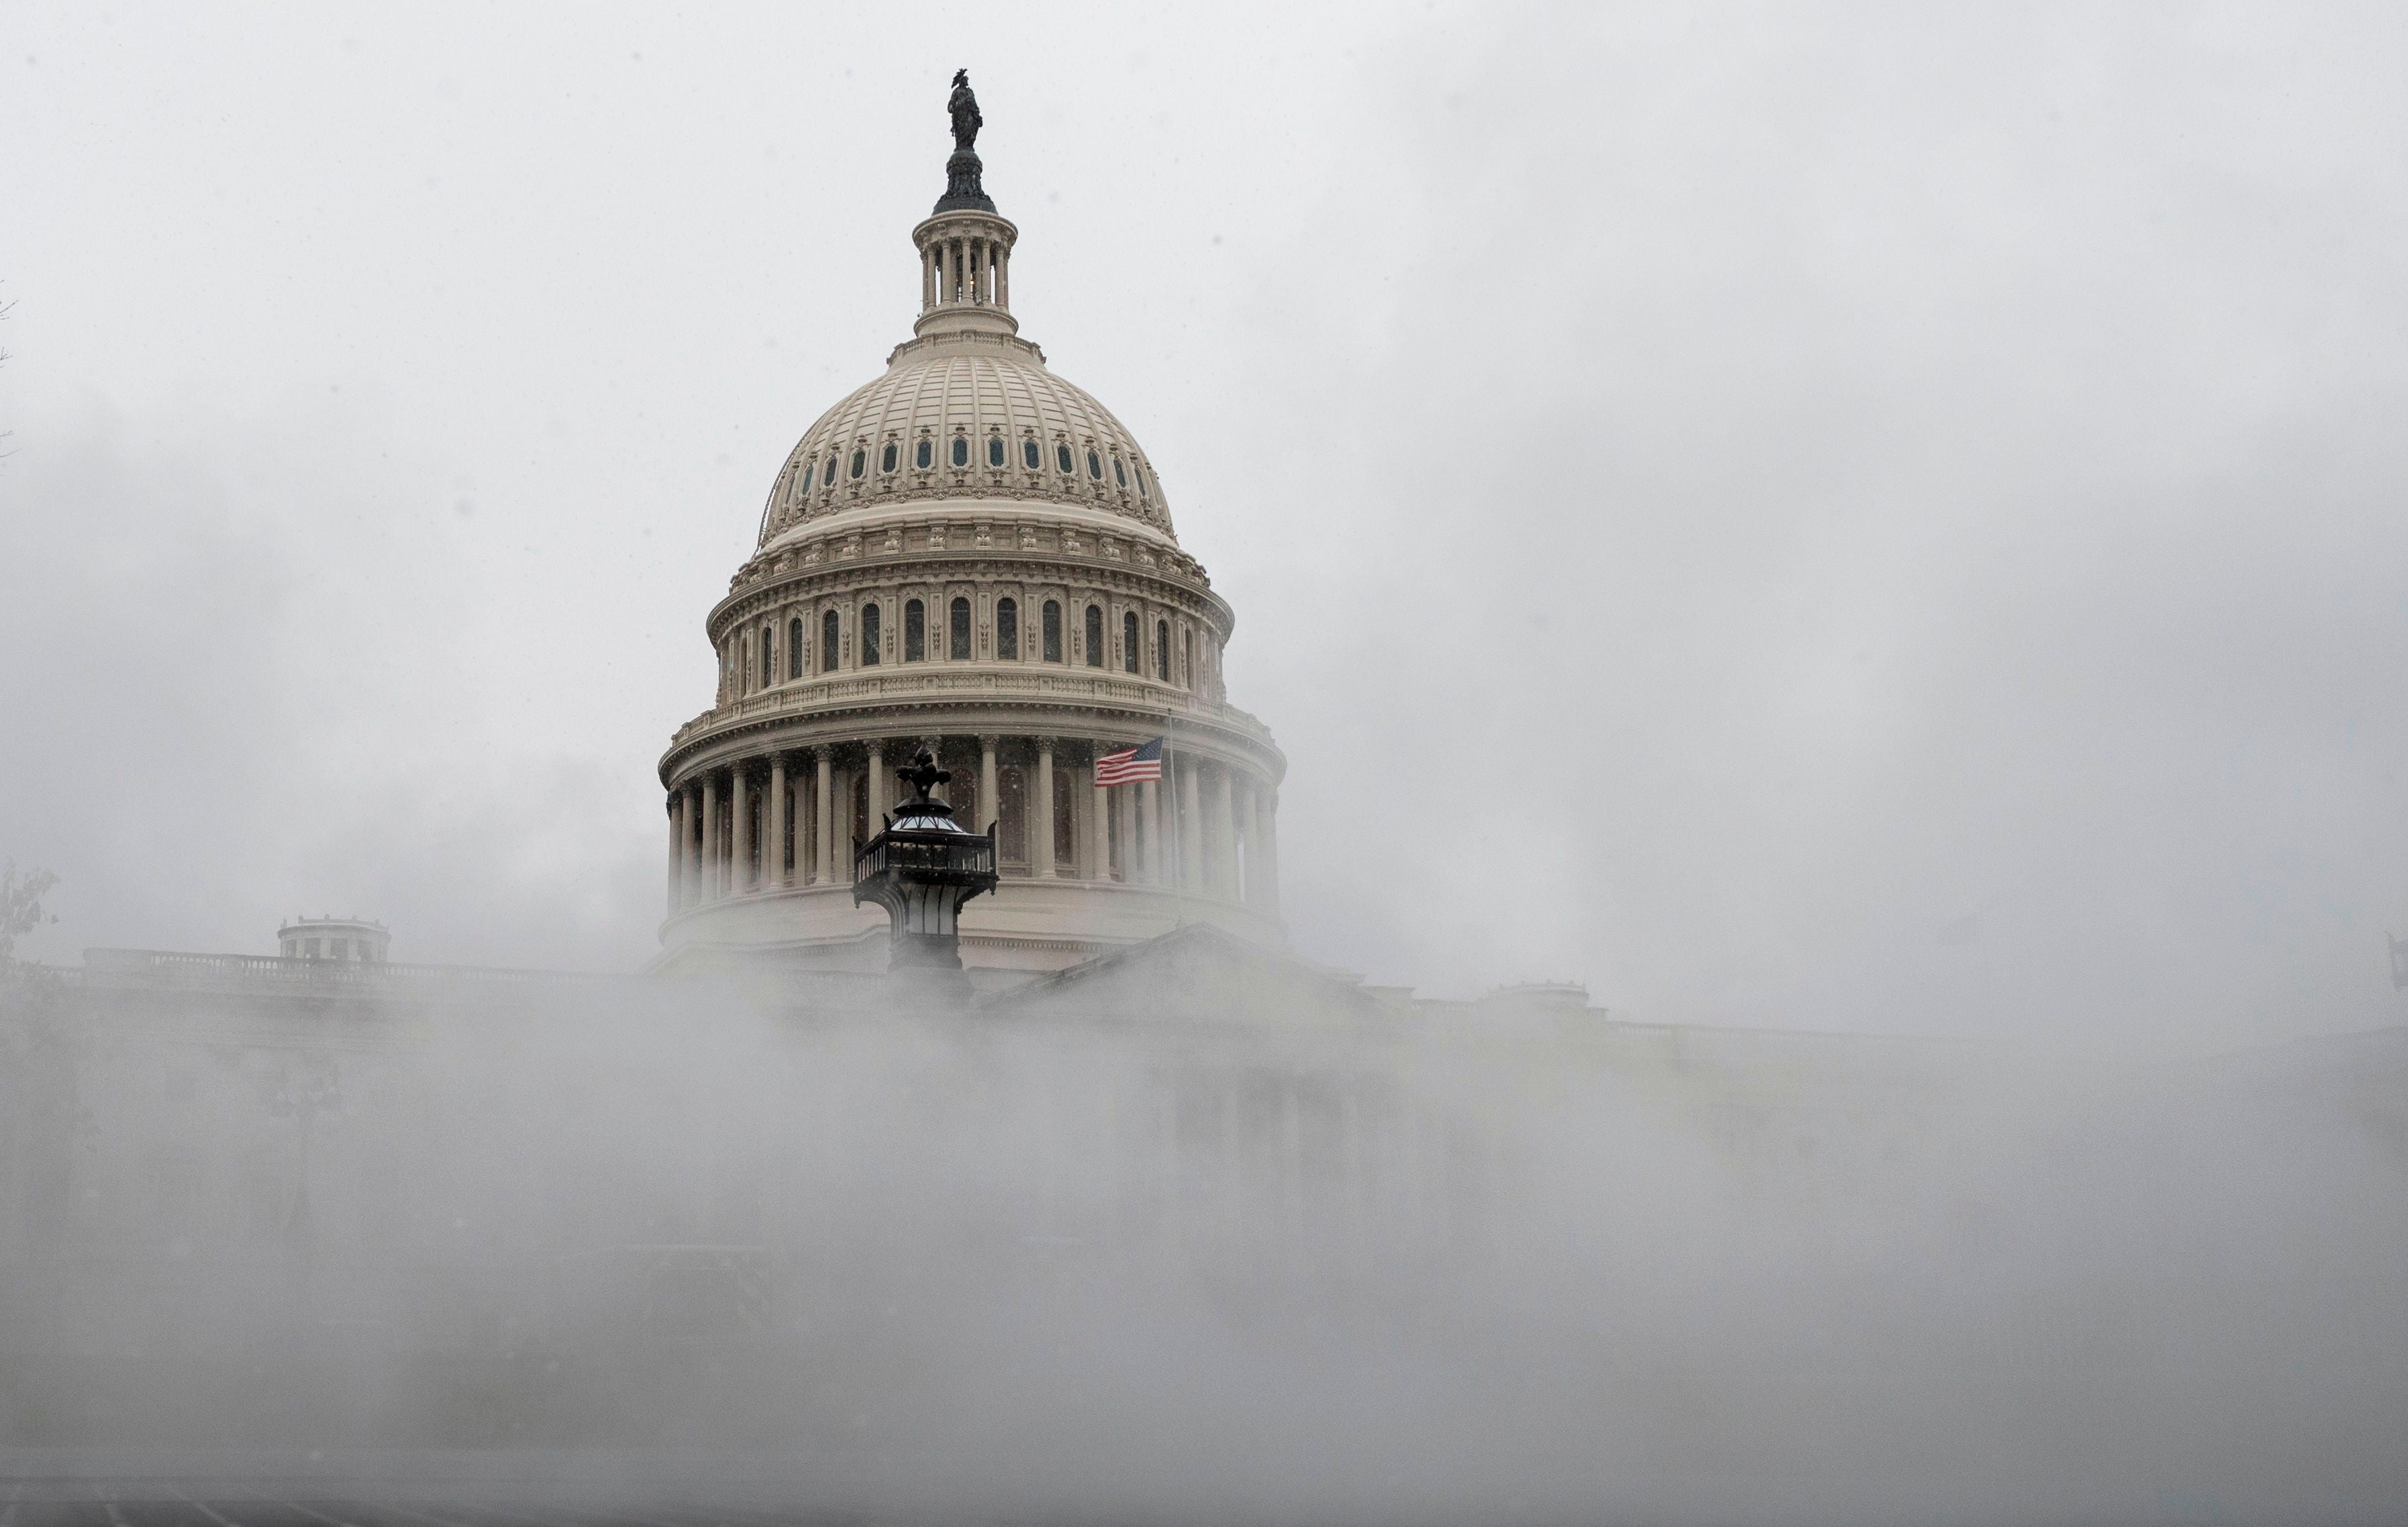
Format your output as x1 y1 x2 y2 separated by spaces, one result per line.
4 2 2406 1043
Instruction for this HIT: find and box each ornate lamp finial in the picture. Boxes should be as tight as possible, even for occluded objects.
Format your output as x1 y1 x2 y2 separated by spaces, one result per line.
899 747 950 805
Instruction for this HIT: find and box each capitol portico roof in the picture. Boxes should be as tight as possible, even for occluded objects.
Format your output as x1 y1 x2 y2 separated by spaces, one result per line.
755 333 1174 548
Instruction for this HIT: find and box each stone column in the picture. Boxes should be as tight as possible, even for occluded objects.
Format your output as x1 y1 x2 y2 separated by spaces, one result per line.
866 741 887 827
768 753 789 886
815 749 835 886
979 735 1000 837
1091 746 1112 880
1178 761 1205 892
682 783 701 906
1238 782 1261 909
666 794 683 914
701 772 721 900
1211 766 1236 900
997 246 1009 308
1260 786 1282 916
732 763 754 893
1138 780 1162 886
1033 737 1056 878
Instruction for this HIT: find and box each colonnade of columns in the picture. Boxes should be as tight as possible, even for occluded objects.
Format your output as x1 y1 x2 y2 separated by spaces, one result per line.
921 233 1010 311
664 734 1279 920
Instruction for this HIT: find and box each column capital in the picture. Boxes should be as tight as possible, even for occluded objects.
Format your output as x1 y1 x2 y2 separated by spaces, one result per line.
1032 733 1057 753
976 733 1002 749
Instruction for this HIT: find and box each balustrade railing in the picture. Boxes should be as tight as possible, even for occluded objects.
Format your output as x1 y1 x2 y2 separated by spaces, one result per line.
79 947 626 995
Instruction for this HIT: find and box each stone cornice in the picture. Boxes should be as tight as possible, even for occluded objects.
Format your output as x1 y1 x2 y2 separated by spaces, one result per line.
659 670 1284 788
707 546 1234 644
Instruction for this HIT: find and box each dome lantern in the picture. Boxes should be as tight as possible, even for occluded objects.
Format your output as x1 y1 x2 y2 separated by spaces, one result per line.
913 71 1017 341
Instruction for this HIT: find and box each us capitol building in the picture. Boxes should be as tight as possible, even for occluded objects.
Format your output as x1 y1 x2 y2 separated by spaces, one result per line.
656 83 1281 982
5 78 2390 1465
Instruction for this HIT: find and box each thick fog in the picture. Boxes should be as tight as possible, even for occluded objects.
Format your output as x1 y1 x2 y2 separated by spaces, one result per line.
4 5 2408 1521
4 971 2405 1526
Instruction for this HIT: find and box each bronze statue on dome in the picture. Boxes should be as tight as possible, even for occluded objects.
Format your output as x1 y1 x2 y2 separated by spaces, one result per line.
948 70 982 152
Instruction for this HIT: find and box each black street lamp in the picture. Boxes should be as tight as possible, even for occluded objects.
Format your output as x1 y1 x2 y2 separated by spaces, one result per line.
853 747 999 1000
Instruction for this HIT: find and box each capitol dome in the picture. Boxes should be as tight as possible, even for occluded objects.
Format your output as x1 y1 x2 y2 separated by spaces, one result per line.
654 77 1285 985
756 335 1177 547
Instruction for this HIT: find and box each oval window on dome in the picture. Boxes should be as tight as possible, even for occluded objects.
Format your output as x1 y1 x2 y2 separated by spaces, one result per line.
950 435 968 467
915 439 932 470
881 442 898 474
1111 456 1126 488
1087 450 1102 480
1056 443 1074 475
1023 439 1042 470
825 454 840 487
988 435 1005 467
848 450 865 480
800 463 814 494
1135 464 1148 501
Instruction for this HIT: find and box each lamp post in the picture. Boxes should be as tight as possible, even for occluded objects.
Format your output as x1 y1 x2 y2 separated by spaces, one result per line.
854 747 999 1001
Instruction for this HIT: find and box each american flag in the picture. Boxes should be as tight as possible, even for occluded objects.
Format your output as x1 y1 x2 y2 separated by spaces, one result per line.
1095 737 1164 786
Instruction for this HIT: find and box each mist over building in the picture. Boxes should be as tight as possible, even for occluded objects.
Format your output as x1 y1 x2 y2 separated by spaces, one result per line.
3 68 2407 1527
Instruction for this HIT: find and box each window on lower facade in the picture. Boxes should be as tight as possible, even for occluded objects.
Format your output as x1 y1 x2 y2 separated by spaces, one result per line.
904 598 926 661
822 610 840 671
1085 604 1105 668
950 597 972 660
1042 600 1062 662
1123 612 1140 674
761 626 775 686
861 603 881 665
789 617 805 678
997 597 1019 660
1156 620 1170 682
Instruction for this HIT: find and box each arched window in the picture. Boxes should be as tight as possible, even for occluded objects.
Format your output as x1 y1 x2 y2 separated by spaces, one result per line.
761 625 776 686
861 602 881 666
789 617 805 679
988 435 1006 467
1111 456 1126 488
1156 620 1170 682
1022 439 1042 470
1122 612 1140 674
880 442 898 473
821 609 840 671
848 449 865 480
997 597 1019 660
904 598 926 662
949 597 972 661
1056 442 1074 475
1042 600 1062 662
1085 604 1105 668
1087 449 1102 480
914 438 932 469
950 436 968 467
